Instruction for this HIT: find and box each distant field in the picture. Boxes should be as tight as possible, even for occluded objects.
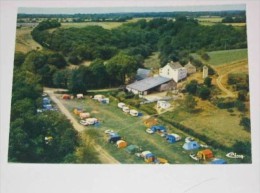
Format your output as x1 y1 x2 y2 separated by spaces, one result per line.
15 27 42 53
208 49 248 66
192 49 248 66
60 22 124 30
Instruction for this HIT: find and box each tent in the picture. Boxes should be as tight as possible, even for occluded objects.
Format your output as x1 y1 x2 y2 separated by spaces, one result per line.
76 94 84 99
197 149 214 160
211 158 227 164
140 151 155 163
150 125 167 133
43 104 52 110
43 97 51 104
166 133 181 143
144 118 158 127
116 140 127 148
125 145 140 154
73 107 83 115
79 112 90 119
62 94 71 100
183 141 200 150
108 135 121 143
130 109 139 117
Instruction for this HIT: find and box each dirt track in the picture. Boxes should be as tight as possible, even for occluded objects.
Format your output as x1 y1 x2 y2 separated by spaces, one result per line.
213 59 248 98
44 88 120 164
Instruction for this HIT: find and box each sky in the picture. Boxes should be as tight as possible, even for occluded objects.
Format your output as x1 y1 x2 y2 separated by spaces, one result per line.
18 4 246 14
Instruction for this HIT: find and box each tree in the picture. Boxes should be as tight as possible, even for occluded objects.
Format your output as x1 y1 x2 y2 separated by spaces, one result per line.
240 117 251 132
106 52 140 85
204 77 212 87
47 53 67 68
198 86 211 100
184 94 197 112
14 52 26 67
53 69 71 88
185 80 198 95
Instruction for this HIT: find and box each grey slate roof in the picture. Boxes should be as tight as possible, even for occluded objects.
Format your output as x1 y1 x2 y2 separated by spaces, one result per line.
168 61 183 69
127 76 172 92
136 68 151 80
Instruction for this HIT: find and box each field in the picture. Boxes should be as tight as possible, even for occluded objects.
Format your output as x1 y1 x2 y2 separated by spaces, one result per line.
196 16 246 27
207 49 248 66
161 99 251 148
60 22 124 30
57 93 246 164
15 27 42 53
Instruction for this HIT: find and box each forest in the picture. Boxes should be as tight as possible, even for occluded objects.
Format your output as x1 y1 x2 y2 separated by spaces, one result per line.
28 16 247 93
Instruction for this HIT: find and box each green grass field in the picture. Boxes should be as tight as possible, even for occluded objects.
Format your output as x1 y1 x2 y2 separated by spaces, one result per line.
60 22 124 30
192 49 248 66
58 93 246 164
207 49 248 66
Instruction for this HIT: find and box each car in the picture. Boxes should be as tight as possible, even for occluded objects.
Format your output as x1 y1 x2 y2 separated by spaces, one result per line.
146 128 154 134
85 118 98 125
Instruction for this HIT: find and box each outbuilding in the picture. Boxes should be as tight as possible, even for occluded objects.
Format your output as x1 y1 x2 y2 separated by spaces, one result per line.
126 76 176 95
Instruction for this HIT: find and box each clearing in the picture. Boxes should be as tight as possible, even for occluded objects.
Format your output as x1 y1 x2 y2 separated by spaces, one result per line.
15 27 42 53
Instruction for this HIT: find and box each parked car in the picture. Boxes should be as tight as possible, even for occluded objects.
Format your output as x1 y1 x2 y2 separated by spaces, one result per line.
146 128 154 134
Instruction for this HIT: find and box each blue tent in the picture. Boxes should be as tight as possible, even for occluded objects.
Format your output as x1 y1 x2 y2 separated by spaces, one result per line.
43 97 51 105
182 141 200 150
211 159 227 164
166 135 176 143
43 104 52 110
150 125 167 133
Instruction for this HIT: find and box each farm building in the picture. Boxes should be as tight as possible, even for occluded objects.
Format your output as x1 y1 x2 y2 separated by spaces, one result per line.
159 61 187 82
136 68 152 80
126 76 176 95
197 149 214 160
182 141 200 150
184 62 196 75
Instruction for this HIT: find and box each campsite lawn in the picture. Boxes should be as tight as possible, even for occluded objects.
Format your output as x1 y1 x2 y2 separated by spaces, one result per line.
58 93 245 164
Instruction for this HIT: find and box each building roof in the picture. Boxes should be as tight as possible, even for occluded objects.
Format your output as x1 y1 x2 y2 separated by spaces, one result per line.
127 76 172 92
167 61 183 69
136 68 151 80
184 62 196 68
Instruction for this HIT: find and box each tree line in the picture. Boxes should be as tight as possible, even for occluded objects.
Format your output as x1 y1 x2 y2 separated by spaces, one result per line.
31 17 247 68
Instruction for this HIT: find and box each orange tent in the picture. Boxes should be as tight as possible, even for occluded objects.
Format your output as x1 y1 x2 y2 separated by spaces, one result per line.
197 149 214 160
116 140 127 149
62 94 71 100
144 118 158 127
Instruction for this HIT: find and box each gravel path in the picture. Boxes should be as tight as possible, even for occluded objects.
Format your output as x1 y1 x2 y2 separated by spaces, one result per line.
44 88 120 164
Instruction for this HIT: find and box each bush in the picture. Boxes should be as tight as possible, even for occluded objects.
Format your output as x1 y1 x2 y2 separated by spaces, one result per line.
240 117 251 132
